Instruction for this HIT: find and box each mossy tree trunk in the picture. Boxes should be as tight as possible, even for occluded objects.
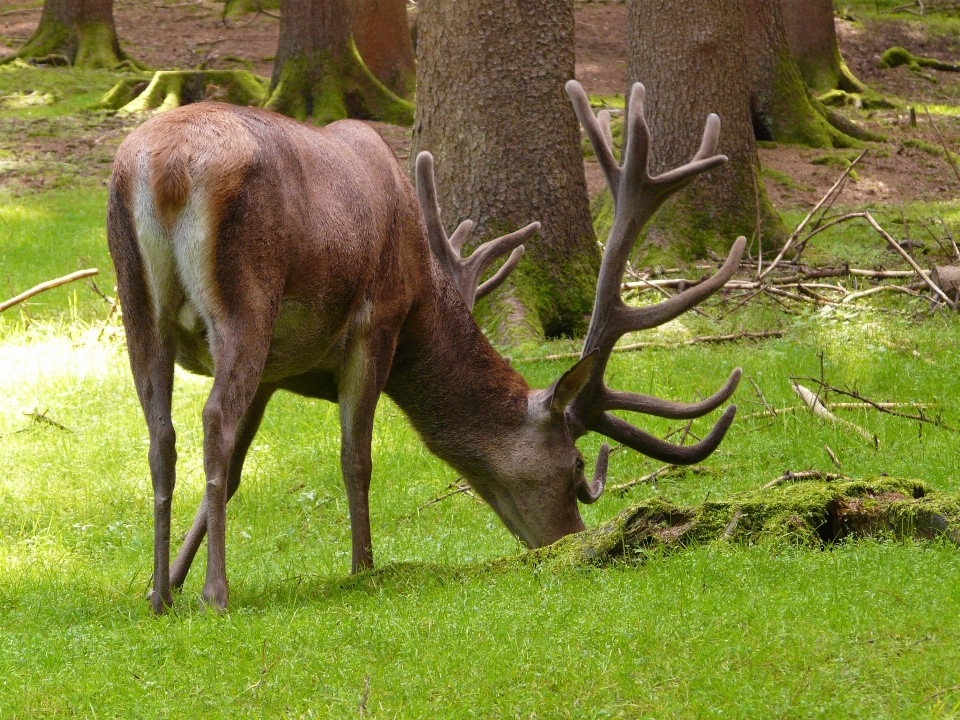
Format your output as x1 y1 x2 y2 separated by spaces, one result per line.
745 0 864 148
781 0 865 94
265 0 413 126
5 0 141 69
410 0 599 346
627 0 785 258
354 0 416 100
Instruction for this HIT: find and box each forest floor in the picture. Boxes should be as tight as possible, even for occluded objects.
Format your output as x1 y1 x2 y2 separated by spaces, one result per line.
2 1 960 717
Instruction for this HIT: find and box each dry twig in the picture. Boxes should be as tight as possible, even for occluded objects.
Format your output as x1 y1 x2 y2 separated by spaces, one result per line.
0 269 99 313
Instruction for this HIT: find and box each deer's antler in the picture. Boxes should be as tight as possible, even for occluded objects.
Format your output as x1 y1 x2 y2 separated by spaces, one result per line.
415 151 540 310
564 80 746 468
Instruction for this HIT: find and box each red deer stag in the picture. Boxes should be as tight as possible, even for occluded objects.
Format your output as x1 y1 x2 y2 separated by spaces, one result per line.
107 80 744 613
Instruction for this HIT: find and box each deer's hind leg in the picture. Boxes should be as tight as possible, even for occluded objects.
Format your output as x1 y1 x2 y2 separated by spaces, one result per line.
170 384 275 590
108 189 179 615
198 308 278 611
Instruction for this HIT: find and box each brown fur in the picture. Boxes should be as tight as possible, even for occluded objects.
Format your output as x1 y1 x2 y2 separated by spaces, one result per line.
109 102 593 613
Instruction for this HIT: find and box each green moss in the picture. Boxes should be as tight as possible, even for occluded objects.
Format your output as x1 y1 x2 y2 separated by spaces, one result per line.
762 166 814 192
264 40 413 126
221 0 280 16
878 46 960 73
2 18 145 71
96 70 267 114
520 478 960 570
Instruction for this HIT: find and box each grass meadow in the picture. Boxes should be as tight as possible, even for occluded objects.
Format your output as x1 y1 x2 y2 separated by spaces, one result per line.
1 180 960 717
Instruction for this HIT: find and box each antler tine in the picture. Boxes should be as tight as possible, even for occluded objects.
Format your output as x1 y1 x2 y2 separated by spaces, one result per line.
476 245 525 302
619 236 746 334
565 80 621 198
416 152 458 271
593 405 738 465
562 83 743 471
597 110 614 155
602 368 741 419
415 151 539 310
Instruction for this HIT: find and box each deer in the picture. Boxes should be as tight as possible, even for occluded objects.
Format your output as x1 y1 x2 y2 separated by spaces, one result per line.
106 79 745 614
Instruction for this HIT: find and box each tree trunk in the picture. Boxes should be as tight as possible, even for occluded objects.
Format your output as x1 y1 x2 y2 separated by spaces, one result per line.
745 0 865 148
266 0 413 125
5 0 140 69
627 0 785 258
354 0 416 100
411 0 599 346
780 0 865 93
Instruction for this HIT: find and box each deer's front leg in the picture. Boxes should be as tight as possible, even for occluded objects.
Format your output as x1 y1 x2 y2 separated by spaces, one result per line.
337 310 395 573
170 384 275 591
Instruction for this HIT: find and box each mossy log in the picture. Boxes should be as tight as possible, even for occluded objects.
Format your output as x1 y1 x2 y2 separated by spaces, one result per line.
878 46 960 74
93 70 267 114
526 478 960 569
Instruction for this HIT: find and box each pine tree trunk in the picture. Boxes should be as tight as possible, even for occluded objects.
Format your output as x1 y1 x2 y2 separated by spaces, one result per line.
6 0 139 69
745 0 860 148
781 0 865 93
411 0 599 346
266 0 413 125
354 0 415 99
627 0 785 258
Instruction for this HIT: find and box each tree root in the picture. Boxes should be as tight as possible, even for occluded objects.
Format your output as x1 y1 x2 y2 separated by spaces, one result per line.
264 41 413 125
93 70 268 114
524 477 960 569
2 20 146 70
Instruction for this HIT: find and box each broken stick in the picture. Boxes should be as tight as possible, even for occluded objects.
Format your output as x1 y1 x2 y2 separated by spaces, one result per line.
0 269 99 313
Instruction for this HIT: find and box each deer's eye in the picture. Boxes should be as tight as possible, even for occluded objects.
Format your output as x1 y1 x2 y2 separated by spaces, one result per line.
575 458 585 473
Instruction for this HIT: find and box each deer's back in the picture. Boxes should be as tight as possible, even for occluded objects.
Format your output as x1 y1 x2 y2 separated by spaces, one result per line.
110 103 429 380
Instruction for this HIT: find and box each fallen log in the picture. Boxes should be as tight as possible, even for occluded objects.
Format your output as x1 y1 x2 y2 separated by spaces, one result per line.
526 477 960 568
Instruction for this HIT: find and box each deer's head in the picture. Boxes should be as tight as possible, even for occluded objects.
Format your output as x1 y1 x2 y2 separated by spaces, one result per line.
415 80 747 548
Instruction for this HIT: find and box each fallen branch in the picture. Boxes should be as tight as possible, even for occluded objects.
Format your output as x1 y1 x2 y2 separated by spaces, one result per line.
0 269 99 313
758 150 867 281
762 470 849 490
864 211 957 310
795 376 959 433
526 330 783 362
792 382 877 445
742 401 940 422
417 479 473 511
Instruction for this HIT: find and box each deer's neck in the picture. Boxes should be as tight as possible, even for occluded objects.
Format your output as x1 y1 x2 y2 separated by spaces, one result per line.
385 275 530 477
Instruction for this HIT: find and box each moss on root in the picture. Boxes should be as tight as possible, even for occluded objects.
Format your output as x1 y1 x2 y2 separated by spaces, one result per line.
265 41 413 126
338 478 960 589
2 20 145 70
528 477 960 570
879 46 960 74
93 70 267 114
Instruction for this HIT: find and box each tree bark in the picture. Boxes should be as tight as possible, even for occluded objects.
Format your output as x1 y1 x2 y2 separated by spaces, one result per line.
5 0 140 69
411 0 599 346
627 0 785 258
266 0 413 125
745 0 864 148
780 0 865 93
354 0 416 100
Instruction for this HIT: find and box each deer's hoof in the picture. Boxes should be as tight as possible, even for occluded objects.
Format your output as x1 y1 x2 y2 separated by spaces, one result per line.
148 588 173 615
202 582 229 613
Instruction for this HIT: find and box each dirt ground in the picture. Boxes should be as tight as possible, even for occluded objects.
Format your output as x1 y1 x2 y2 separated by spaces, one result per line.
1 0 960 210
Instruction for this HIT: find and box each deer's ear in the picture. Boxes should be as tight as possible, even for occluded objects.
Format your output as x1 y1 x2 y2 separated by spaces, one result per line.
532 351 596 418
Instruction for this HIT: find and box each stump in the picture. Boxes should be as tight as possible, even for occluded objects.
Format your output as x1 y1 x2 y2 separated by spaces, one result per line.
931 266 960 296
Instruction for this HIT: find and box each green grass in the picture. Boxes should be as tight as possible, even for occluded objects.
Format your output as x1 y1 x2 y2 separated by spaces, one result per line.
3 183 960 715
0 64 122 121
